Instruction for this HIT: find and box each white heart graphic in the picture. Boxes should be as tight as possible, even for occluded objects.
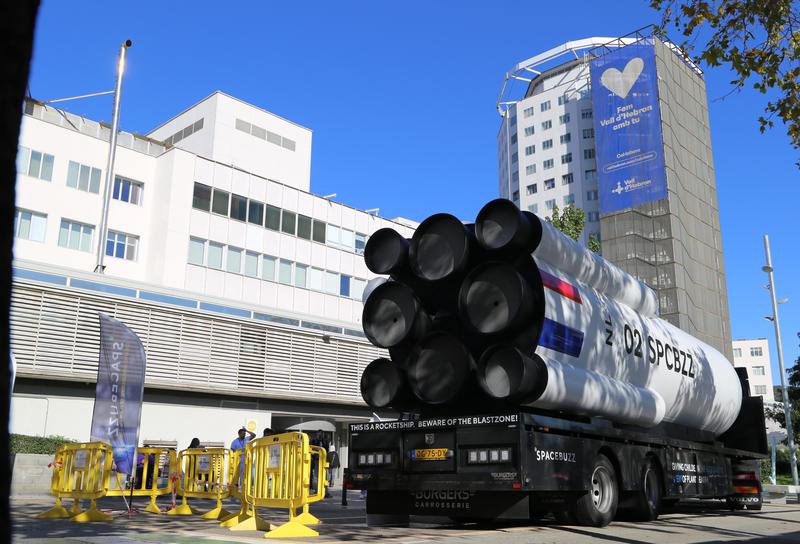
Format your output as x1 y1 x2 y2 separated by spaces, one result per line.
600 57 644 99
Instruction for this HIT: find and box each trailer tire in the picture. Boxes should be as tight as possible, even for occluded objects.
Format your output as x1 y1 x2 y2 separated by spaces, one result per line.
575 454 618 527
631 457 662 521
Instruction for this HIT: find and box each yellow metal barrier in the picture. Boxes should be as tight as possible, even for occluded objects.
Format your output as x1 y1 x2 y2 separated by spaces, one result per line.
36 442 113 522
167 447 233 519
229 448 243 501
220 432 329 538
106 447 177 514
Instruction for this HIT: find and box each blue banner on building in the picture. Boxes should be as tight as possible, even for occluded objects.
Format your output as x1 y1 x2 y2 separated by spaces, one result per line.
590 38 667 213
89 313 146 476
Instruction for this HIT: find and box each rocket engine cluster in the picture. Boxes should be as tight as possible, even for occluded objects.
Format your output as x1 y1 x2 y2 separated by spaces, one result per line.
359 199 741 436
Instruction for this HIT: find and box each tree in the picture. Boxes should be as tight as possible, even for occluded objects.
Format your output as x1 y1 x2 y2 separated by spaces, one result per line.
545 204 601 253
766 354 800 445
650 1 800 165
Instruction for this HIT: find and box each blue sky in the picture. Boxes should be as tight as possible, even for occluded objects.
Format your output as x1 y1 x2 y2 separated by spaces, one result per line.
26 1 799 386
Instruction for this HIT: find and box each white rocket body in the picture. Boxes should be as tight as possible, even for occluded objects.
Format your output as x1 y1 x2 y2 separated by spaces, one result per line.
529 257 741 436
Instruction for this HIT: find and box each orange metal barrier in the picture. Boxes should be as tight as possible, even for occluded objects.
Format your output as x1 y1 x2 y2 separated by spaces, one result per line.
36 442 113 522
167 447 233 519
106 447 177 514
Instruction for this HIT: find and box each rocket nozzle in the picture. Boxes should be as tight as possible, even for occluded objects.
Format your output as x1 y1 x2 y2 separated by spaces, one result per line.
362 281 431 348
478 346 547 402
407 332 474 404
475 198 542 255
364 228 410 275
361 357 412 410
409 213 471 281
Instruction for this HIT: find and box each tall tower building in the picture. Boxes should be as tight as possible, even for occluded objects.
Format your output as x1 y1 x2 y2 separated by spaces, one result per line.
497 32 733 359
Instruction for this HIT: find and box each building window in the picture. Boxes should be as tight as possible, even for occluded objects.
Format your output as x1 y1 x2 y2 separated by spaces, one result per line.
560 133 571 144
540 101 551 112
511 133 517 145
583 128 595 139
750 346 763 357
587 212 600 222
308 267 323 291
511 152 518 163
312 219 326 243
326 224 341 247
113 176 143 205
526 183 538 195
188 237 205 265
262 255 277 281
561 153 572 164
58 219 94 252
543 159 554 171
528 203 538 214
512 190 519 202
525 145 536 156
211 188 230 216
192 183 212 211
279 259 293 284
164 118 204 146
224 246 242 273
243 251 259 277
355 232 367 255
584 148 596 159
281 210 297 235
581 109 593 119
559 113 570 124
352 278 366 300
207 242 223 269
752 366 765 376
545 199 556 210
733 348 742 358
230 194 248 222
526 164 536 175
248 200 264 226
512 171 519 183
542 139 553 150
17 146 54 182
340 229 355 251
586 189 599 201
585 169 597 182
265 205 281 231
541 120 552 131
297 214 312 240
340 275 351 297
15 209 47 242
558 95 568 105
295 264 308 288
523 107 534 118
66 161 102 194
544 178 555 190
562 173 574 185
524 126 535 137
753 385 767 395
324 271 339 294
103 230 138 261
563 194 575 206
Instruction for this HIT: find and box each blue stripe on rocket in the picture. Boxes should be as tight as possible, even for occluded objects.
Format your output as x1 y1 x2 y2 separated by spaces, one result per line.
539 318 584 357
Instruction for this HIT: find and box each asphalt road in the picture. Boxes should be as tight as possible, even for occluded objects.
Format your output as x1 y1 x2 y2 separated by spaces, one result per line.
12 493 800 543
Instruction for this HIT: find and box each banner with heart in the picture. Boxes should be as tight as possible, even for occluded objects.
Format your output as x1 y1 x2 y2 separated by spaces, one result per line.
589 38 668 214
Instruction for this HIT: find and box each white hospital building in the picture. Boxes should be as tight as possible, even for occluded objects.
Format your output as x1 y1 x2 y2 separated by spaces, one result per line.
10 91 415 460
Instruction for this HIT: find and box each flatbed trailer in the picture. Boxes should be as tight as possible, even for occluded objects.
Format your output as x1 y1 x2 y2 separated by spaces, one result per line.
347 407 765 527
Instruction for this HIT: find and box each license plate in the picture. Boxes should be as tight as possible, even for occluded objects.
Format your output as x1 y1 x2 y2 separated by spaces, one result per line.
413 448 448 461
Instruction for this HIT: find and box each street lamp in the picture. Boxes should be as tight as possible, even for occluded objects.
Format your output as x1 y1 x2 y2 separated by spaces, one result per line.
95 39 133 273
762 234 798 485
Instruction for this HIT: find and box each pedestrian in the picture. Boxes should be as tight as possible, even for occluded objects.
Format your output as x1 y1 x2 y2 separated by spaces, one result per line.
189 437 200 448
310 430 332 498
231 427 255 488
328 444 340 488
262 427 274 437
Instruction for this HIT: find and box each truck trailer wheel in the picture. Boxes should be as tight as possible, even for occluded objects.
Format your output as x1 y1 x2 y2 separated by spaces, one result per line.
575 454 618 527
631 457 662 521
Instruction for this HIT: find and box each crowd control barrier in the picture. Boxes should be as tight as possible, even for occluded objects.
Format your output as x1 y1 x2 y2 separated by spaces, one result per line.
167 447 233 519
220 432 329 538
36 442 113 522
106 447 177 514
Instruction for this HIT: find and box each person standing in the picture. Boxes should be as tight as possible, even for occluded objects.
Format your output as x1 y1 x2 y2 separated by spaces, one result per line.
231 427 255 488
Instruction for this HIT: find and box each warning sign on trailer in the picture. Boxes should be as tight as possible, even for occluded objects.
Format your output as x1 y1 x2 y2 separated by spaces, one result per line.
350 414 519 432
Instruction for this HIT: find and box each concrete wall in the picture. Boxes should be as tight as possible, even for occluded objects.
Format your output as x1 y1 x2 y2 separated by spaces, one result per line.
11 454 53 497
